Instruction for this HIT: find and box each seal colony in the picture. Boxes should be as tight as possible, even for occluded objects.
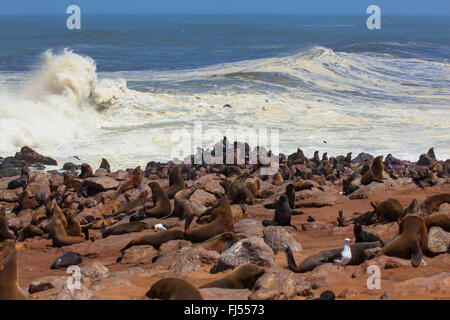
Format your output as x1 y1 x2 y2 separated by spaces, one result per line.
0 142 449 300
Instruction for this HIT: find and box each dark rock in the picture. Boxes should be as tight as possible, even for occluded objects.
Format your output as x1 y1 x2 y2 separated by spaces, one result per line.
13 146 57 166
352 153 374 164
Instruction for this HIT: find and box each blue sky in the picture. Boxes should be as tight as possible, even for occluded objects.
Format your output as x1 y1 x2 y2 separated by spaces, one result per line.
0 0 449 15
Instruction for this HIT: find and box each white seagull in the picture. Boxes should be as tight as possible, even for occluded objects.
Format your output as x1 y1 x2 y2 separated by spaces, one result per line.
333 238 352 269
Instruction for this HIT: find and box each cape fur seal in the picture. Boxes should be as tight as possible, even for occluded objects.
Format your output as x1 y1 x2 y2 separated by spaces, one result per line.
272 172 284 186
117 166 143 195
0 209 16 241
419 193 450 216
146 278 203 300
200 263 265 290
376 207 429 266
264 183 295 210
354 224 381 243
46 218 85 247
7 167 30 190
45 198 68 230
194 232 242 253
145 182 172 218
370 198 404 223
173 188 207 219
184 195 233 243
101 221 150 238
285 241 382 273
17 224 44 241
115 190 150 215
361 155 384 185
164 166 187 199
245 178 260 198
221 173 254 206
79 163 94 179
0 240 27 300
51 252 82 269
100 158 111 173
262 195 302 230
121 229 185 251
424 213 450 232
18 191 39 211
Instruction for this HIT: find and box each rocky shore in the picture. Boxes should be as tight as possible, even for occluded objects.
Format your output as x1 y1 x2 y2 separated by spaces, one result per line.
1 142 449 300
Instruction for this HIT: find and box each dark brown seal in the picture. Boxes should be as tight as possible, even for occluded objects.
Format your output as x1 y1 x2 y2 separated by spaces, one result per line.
146 278 203 300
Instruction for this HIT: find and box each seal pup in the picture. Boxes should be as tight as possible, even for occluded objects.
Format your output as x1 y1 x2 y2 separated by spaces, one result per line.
184 194 233 243
79 163 94 179
116 166 143 195
51 252 82 269
264 183 295 210
354 224 381 243
262 195 302 230
361 155 384 185
101 220 150 238
419 193 450 216
285 241 382 273
0 240 27 300
7 166 30 190
164 166 187 199
145 182 172 218
46 218 85 247
200 264 265 290
121 229 185 251
146 278 203 300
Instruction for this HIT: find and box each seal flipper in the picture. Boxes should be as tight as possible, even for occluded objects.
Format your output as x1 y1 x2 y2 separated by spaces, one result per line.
290 210 304 216
411 240 423 268
184 213 195 230
285 246 299 272
100 221 106 239
262 220 275 227
239 204 247 215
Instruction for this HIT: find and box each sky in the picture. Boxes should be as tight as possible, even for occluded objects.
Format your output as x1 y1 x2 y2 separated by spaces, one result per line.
0 0 449 16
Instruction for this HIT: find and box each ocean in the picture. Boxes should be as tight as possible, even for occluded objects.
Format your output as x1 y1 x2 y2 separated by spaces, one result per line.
0 14 449 168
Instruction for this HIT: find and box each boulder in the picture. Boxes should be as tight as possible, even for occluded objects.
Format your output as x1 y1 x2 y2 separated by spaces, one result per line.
84 177 119 191
158 240 192 255
119 245 158 265
153 246 220 276
217 237 274 269
233 219 264 238
249 268 297 300
381 272 450 299
199 288 250 300
427 227 450 253
263 226 302 254
13 146 57 166
80 262 110 282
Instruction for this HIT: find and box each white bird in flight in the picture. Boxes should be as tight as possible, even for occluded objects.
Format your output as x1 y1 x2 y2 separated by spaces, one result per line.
334 238 352 269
